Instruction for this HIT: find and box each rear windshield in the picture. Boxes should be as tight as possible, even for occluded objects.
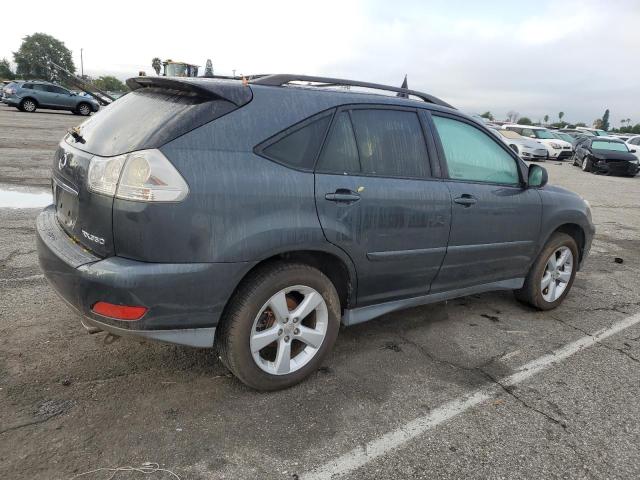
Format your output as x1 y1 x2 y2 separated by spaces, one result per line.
67 88 238 156
592 141 628 152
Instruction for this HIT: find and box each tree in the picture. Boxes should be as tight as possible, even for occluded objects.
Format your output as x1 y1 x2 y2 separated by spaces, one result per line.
479 111 494 121
558 112 564 122
0 58 15 80
506 110 519 123
93 75 127 92
601 109 610 131
13 33 75 80
518 117 533 125
543 114 549 124
593 118 603 129
575 122 587 127
204 59 214 77
151 57 162 76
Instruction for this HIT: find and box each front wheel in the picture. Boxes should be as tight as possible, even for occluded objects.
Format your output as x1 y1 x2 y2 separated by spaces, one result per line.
216 262 341 391
514 232 578 310
582 156 592 172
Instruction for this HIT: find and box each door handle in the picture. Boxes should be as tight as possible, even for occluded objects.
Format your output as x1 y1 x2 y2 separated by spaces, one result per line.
325 189 361 203
453 194 477 207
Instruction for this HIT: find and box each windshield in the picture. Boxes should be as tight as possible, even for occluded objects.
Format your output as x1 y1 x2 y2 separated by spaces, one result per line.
592 141 628 152
556 133 573 142
534 130 556 139
499 130 521 139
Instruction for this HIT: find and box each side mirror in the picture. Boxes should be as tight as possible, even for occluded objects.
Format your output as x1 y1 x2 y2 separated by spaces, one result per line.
528 164 548 188
70 92 77 96
509 144 518 153
631 149 637 153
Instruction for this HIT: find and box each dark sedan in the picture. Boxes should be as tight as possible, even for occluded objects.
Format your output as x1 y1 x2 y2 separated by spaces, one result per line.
573 138 639 176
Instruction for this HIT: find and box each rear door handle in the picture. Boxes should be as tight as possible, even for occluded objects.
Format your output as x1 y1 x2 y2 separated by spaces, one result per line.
453 194 477 207
325 189 361 203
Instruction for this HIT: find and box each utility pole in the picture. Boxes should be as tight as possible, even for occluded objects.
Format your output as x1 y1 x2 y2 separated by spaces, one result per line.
80 48 84 78
232 69 236 78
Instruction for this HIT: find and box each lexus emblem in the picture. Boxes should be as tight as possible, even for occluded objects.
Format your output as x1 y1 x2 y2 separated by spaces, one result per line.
58 152 69 170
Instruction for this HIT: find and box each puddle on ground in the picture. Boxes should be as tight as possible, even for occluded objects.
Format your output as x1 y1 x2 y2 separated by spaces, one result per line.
0 184 52 209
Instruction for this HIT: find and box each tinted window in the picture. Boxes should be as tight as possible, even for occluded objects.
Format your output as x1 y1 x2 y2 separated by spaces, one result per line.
22 84 33 90
631 138 640 145
316 112 360 174
433 115 519 184
31 84 48 92
262 115 331 170
350 109 429 178
47 85 68 94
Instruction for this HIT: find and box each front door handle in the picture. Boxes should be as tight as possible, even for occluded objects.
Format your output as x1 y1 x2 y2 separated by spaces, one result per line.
325 189 361 203
453 194 477 207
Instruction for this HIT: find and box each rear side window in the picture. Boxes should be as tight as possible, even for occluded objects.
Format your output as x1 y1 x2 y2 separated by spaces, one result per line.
433 115 519 185
316 112 360 174
350 109 429 178
47 85 68 94
261 115 332 170
22 84 33 90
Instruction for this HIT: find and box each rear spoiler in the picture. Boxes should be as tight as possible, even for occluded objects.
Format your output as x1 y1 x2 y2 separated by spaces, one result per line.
126 77 252 107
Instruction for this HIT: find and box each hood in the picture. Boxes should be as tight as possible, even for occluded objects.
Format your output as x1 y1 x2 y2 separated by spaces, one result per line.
519 137 544 149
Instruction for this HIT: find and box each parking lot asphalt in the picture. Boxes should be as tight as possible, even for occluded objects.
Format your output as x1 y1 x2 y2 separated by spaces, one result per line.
0 104 639 479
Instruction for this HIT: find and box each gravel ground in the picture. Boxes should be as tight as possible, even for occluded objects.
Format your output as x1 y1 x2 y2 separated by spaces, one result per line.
0 103 639 479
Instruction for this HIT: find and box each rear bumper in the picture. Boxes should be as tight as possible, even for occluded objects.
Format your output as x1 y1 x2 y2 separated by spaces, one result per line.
36 205 255 347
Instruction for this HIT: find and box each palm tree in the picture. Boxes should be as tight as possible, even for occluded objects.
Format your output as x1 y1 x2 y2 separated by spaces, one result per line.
558 112 564 123
544 114 549 125
151 57 162 76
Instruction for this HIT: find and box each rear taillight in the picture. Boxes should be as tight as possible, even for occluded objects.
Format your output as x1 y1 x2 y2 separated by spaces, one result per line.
87 149 189 202
92 301 147 320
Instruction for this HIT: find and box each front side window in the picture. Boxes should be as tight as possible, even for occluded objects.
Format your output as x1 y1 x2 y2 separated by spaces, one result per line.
47 85 69 94
32 84 47 91
261 114 332 170
349 109 430 178
433 115 519 185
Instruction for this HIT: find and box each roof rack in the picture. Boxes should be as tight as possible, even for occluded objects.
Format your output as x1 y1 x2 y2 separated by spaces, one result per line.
250 74 454 109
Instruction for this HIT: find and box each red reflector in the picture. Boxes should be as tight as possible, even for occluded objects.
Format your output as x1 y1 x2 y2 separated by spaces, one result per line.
91 301 147 321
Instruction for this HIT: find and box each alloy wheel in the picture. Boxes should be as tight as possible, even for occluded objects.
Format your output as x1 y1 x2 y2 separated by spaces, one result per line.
541 246 573 302
250 285 328 375
23 100 36 112
79 104 91 115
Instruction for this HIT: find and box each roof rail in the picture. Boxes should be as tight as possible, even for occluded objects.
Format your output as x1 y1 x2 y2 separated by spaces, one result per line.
250 74 454 109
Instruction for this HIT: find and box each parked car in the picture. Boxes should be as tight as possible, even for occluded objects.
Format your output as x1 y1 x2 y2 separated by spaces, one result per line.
575 127 611 136
36 74 595 390
573 137 639 176
502 125 573 160
560 128 595 137
1 80 17 103
3 80 100 115
551 131 576 144
491 128 548 161
624 135 640 160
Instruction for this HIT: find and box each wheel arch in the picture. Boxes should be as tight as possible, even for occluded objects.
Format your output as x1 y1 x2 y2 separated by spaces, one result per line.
20 96 39 107
219 248 357 330
546 223 586 263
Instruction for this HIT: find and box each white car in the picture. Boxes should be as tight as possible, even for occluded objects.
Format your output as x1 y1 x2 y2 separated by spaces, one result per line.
575 127 610 137
490 128 548 161
625 135 640 160
502 124 574 160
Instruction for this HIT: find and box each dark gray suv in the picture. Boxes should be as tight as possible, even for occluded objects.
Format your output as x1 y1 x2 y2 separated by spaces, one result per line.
36 75 595 390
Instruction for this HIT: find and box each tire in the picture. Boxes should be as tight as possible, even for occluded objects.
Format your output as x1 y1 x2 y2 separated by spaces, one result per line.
581 156 592 172
572 154 579 166
216 262 341 391
19 98 37 113
76 102 92 116
514 232 578 310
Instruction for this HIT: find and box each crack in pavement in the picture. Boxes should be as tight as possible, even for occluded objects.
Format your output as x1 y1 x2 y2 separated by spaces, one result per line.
550 314 640 364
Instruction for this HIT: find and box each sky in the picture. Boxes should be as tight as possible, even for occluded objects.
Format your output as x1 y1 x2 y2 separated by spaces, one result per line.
1 0 638 126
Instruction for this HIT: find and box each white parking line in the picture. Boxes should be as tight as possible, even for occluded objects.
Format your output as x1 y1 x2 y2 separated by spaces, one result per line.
302 313 640 480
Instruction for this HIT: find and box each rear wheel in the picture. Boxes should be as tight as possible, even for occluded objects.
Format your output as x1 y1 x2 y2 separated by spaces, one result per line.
76 102 92 116
20 98 37 113
515 232 578 310
216 262 341 391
